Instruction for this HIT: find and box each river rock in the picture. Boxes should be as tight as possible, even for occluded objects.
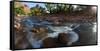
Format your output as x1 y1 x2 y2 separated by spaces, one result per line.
58 33 69 44
42 37 57 48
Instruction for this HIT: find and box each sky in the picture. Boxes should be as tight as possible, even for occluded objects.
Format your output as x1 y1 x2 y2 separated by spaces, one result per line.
21 2 46 8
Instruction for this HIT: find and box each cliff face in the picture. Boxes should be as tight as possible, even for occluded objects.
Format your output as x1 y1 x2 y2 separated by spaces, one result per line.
23 4 31 15
15 2 23 8
15 2 31 16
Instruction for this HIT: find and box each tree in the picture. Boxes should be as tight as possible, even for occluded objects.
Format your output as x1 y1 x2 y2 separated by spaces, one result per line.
45 3 69 14
30 4 45 16
45 4 53 14
15 6 25 16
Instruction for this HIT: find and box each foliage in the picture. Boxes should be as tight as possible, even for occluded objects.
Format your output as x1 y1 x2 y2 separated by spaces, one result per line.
30 4 45 16
14 3 89 16
45 4 70 14
14 7 25 16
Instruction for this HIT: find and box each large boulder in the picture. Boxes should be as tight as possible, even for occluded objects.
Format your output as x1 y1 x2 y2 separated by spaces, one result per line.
42 37 57 48
58 33 69 44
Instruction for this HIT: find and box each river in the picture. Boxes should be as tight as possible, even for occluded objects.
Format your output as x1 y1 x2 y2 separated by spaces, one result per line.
16 16 97 48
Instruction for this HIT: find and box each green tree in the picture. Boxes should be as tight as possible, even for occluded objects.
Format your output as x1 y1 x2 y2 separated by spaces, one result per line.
15 7 25 16
45 3 69 14
30 4 45 16
45 4 53 14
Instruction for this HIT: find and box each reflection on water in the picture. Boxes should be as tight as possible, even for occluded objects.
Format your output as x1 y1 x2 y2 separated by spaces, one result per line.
15 16 97 49
93 22 96 32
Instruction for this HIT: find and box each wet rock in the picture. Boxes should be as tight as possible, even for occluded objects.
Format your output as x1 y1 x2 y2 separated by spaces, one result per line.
42 37 57 48
58 33 69 44
15 29 31 49
31 27 48 40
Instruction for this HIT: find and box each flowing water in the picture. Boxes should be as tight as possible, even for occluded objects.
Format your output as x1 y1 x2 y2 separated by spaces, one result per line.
16 16 97 48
